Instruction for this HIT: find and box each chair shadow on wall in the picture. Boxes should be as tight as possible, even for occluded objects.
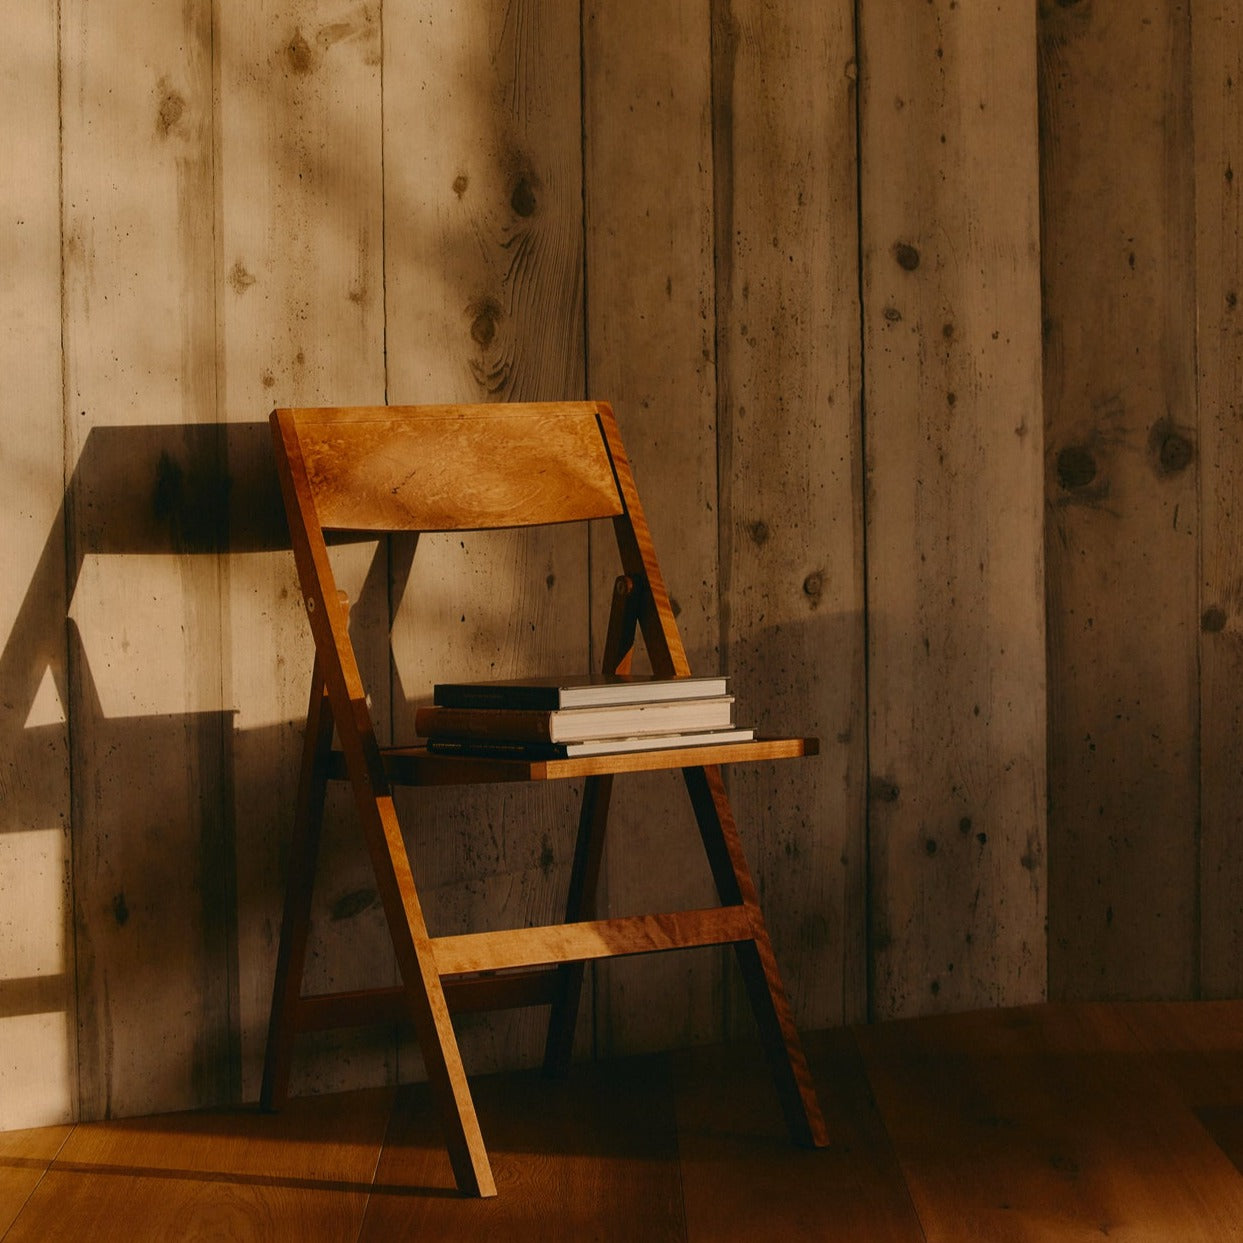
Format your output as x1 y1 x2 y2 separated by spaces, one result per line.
0 421 349 1115
2 419 603 1122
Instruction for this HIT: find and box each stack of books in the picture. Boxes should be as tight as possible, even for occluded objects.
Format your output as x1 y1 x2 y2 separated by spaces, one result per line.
416 674 754 759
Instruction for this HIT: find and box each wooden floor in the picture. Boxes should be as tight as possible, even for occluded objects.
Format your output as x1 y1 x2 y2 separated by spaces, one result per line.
5 1002 1243 1240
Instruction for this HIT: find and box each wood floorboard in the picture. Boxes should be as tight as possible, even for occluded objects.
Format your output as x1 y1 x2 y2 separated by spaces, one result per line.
1197 1106 1243 1178
1115 1000 1243 1182
0 1123 72 1236
673 1027 926 1242
2 1088 393 1242
1116 999 1243 1107
356 1054 685 1241
7 1004 1243 1239
856 1003 1243 1242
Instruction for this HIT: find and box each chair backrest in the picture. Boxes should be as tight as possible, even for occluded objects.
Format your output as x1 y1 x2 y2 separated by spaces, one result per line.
274 402 626 533
270 401 691 704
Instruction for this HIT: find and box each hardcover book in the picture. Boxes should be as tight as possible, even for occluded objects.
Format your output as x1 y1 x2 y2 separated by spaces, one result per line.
424 726 756 760
415 695 735 744
431 672 729 711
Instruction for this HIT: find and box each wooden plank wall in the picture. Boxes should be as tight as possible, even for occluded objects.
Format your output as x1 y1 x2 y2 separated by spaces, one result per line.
1039 1 1201 1000
0 0 76 1130
216 0 392 1100
1194 0 1243 999
582 0 726 1055
382 0 589 1078
860 1 1047 1017
60 0 234 1119
8 0 1243 1130
712 1 867 1032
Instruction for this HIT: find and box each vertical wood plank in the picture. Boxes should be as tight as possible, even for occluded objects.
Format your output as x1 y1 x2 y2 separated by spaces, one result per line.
860 1 1047 1018
1039 0 1200 1000
712 0 866 1034
1194 1 1243 998
383 0 588 1076
582 0 725 1056
0 0 76 1132
215 0 392 1101
61 0 233 1117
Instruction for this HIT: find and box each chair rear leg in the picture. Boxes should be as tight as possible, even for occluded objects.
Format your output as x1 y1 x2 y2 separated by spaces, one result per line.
683 764 828 1148
261 667 334 1110
543 575 638 1075
544 774 613 1076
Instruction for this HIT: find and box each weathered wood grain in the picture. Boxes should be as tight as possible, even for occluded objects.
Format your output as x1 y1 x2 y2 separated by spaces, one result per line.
582 0 726 1058
215 0 392 1102
861 1 1047 1017
382 0 589 1079
1040 0 1200 1000
1193 1 1243 999
61 0 234 1118
0 0 76 1131
14 0 1243 1147
712 0 866 1035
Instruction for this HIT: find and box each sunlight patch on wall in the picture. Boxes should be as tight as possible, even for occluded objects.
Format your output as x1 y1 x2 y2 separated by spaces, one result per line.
0 827 66 979
0 1011 74 1130
23 665 67 730
0 827 74 1129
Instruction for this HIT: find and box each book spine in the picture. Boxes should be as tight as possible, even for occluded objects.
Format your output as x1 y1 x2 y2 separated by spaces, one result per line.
425 738 567 760
432 685 561 710
415 705 555 743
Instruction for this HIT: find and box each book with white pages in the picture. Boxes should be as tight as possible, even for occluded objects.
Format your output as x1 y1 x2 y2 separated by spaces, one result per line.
415 695 735 744
424 726 756 760
431 672 729 711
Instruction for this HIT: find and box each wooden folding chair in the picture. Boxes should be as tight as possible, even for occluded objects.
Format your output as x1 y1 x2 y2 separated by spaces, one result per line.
261 401 827 1197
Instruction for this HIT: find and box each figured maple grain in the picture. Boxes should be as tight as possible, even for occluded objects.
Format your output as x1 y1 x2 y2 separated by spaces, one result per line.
290 405 623 532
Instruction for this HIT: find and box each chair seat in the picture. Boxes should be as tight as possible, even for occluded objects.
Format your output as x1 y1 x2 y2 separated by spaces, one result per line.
323 735 819 785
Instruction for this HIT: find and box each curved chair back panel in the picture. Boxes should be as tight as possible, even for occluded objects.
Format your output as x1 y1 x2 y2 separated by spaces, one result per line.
279 403 624 533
